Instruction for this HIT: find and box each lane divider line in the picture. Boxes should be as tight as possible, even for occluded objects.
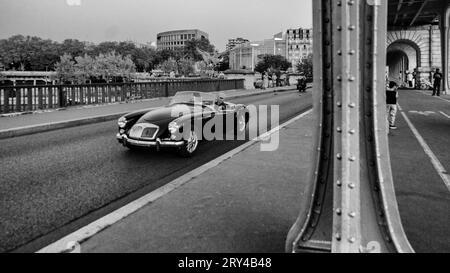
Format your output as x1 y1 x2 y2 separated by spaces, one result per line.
399 104 450 193
37 108 313 253
439 111 450 119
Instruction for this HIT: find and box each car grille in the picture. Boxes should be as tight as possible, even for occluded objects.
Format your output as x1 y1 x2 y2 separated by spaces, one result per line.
129 124 159 140
142 128 158 139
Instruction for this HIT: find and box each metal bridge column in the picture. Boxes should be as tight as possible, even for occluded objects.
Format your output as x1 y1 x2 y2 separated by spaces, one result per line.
286 0 414 253
441 6 450 94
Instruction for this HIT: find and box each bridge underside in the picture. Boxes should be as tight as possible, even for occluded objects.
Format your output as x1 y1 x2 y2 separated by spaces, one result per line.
388 0 443 27
388 0 450 92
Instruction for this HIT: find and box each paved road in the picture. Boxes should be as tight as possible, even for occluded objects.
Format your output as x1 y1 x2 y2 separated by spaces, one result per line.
0 90 312 252
390 89 450 253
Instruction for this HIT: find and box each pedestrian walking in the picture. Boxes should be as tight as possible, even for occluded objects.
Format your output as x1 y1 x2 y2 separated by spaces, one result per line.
386 81 399 130
297 77 306 93
272 74 278 88
432 68 443 96
263 72 269 90
407 71 413 88
276 71 281 87
413 68 419 89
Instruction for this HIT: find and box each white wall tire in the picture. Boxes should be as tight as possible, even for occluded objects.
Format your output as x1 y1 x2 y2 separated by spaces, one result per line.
179 130 199 157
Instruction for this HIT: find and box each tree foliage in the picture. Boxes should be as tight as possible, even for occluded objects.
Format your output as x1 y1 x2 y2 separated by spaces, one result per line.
214 54 229 72
0 35 218 75
177 58 195 76
54 54 77 83
159 58 178 74
55 52 136 83
183 37 215 61
159 58 195 76
0 35 61 71
254 54 292 73
296 53 313 78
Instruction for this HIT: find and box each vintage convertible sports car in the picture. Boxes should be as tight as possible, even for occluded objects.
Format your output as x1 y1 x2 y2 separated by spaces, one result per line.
116 91 249 157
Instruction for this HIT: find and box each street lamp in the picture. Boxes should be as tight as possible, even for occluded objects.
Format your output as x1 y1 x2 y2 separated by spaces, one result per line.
250 44 260 71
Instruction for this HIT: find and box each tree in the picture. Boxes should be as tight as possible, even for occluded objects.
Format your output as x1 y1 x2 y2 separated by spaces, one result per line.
0 35 206 74
55 52 136 84
55 54 77 83
0 35 61 71
215 54 229 72
159 58 178 74
30 39 60 71
116 54 136 81
184 37 215 61
296 53 313 78
90 41 120 56
94 52 136 82
131 46 159 72
177 58 195 76
74 54 96 83
59 39 86 58
254 54 292 73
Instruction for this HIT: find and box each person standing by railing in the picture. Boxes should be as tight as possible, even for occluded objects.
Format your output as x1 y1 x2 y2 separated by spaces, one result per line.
432 68 443 97
263 72 269 90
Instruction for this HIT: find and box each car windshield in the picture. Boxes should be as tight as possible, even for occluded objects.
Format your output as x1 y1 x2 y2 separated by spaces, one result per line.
169 91 217 107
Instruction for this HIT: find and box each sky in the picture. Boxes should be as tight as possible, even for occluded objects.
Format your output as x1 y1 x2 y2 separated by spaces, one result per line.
0 0 313 52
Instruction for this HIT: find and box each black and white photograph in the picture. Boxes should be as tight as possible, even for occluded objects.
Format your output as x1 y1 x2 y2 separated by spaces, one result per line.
0 0 449 261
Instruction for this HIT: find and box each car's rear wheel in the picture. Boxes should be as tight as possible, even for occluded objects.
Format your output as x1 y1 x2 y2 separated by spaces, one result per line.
179 130 199 157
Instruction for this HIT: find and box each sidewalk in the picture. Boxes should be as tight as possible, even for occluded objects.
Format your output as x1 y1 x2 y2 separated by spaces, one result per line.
39 110 315 253
0 85 297 139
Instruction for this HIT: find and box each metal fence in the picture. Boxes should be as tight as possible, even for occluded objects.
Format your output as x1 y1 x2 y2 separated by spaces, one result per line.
0 79 244 113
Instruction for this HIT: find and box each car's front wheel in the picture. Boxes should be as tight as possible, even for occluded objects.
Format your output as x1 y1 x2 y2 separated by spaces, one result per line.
179 130 199 157
234 111 248 137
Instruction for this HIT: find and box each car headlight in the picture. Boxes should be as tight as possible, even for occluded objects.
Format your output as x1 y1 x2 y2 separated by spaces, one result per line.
168 122 180 134
118 117 127 128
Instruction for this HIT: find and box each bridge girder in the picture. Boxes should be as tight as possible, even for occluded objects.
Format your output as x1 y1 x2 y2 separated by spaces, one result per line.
287 0 450 254
286 0 416 253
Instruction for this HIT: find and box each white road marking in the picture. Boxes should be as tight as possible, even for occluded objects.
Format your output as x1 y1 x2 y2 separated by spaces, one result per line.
399 105 450 193
408 111 435 116
439 111 450 119
37 108 313 253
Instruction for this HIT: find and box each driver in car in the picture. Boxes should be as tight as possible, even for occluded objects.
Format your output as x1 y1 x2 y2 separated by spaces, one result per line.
215 96 227 111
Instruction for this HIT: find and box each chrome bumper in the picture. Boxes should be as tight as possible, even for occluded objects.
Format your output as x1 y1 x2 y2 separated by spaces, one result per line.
116 133 184 148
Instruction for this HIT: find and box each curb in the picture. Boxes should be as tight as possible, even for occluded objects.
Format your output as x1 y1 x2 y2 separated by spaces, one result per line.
0 113 127 140
0 87 299 140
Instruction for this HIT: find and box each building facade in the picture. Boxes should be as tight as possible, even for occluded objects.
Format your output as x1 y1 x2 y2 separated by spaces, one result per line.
286 28 313 72
386 24 446 86
226 38 249 51
229 33 288 71
229 29 313 72
156 29 209 50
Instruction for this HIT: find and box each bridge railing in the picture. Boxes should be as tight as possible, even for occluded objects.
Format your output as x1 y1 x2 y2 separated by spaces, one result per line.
0 79 244 114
